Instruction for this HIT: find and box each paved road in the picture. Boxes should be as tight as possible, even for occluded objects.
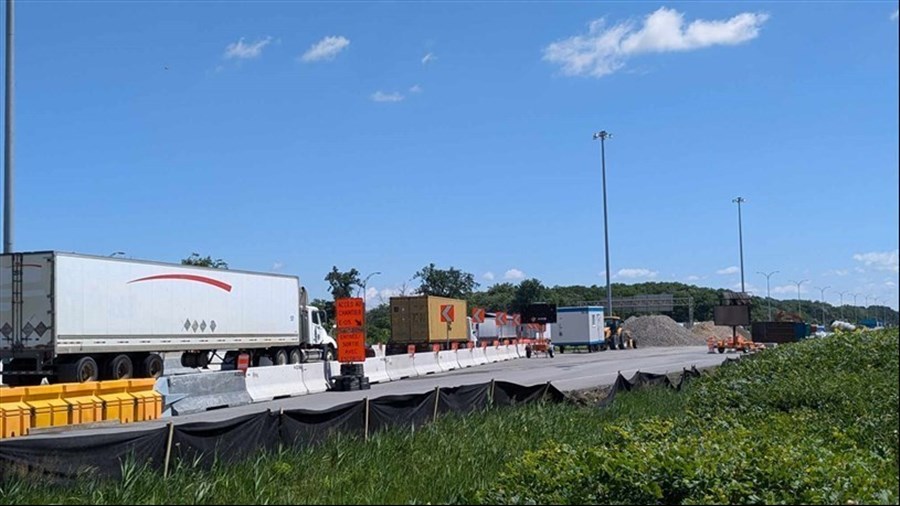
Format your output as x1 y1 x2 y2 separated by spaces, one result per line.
21 346 733 439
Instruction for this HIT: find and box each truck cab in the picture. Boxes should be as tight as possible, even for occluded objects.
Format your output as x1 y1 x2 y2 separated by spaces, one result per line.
301 304 337 361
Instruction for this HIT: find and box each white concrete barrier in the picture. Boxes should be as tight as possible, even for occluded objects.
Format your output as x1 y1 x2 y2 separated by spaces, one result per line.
516 343 528 358
502 344 517 361
456 347 476 368
472 346 489 366
372 344 387 358
245 364 307 402
484 345 502 363
363 357 391 384
328 360 341 378
437 350 460 372
301 362 330 394
413 352 441 375
385 354 418 380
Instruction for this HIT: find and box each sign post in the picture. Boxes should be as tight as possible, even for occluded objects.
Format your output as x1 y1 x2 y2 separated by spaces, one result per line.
440 304 455 349
471 307 485 343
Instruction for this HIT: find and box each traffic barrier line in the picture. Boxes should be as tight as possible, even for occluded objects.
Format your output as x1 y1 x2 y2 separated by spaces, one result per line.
62 382 103 425
0 387 32 438
24 384 69 428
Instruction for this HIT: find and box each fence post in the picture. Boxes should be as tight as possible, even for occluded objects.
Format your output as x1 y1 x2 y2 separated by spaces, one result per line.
163 421 175 479
364 397 370 442
432 386 440 422
489 378 495 408
541 381 550 402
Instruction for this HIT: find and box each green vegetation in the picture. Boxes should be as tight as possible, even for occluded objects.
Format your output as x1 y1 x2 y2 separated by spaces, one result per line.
2 330 896 505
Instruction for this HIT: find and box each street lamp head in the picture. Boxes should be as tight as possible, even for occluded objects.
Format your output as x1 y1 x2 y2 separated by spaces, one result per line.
109 251 126 257
592 131 611 140
732 197 745 204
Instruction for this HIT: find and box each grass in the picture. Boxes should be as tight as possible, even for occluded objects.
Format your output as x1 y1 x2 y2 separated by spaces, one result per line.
1 329 897 505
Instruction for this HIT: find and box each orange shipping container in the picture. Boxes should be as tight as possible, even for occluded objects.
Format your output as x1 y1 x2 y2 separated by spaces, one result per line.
390 296 468 345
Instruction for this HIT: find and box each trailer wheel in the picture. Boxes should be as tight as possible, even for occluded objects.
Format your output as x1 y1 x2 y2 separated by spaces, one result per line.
274 348 289 366
107 354 133 380
141 354 164 379
74 356 99 383
289 348 302 364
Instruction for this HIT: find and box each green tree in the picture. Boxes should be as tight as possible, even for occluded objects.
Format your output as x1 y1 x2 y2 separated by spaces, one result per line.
365 303 392 344
325 266 361 299
413 263 479 299
469 282 516 312
512 278 547 314
181 253 228 269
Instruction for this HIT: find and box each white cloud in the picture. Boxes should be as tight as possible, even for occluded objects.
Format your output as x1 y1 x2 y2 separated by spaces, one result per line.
370 91 405 102
409 84 423 93
772 284 806 295
886 280 897 287
853 249 899 273
364 286 402 305
483 271 495 281
301 35 350 62
224 36 272 60
892 9 899 21
828 269 849 276
542 7 769 77
717 266 740 275
504 269 525 280
272 261 284 271
422 52 436 64
686 275 701 281
616 268 658 279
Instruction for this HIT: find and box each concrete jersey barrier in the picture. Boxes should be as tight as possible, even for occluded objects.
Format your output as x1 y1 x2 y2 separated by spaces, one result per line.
384 354 418 380
163 370 252 416
245 365 307 402
363 357 391 384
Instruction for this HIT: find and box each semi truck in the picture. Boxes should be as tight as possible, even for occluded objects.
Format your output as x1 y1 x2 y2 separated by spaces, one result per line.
0 251 336 385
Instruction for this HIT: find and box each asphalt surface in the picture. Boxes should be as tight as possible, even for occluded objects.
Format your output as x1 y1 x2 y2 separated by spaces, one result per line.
16 346 733 440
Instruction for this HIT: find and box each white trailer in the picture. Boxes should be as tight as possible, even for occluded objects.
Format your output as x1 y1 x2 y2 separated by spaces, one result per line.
555 306 606 352
0 251 335 384
473 313 519 341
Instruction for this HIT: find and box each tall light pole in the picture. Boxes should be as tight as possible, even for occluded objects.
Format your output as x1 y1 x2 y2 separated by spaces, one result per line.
851 293 859 322
872 296 879 325
3 0 15 254
864 295 871 321
358 271 382 301
593 130 613 318
836 290 847 321
789 279 808 319
757 270 779 320
815 286 830 324
732 197 746 293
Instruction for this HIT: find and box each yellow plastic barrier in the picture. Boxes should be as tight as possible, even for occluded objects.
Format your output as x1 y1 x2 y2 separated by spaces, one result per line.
24 384 69 428
127 379 162 422
62 382 103 425
0 387 33 438
97 380 135 423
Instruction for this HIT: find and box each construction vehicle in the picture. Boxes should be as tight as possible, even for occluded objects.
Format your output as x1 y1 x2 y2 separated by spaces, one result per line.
524 336 554 358
604 316 627 350
1 251 337 385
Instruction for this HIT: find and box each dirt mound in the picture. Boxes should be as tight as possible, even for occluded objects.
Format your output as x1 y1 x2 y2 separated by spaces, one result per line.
623 315 706 347
690 321 751 341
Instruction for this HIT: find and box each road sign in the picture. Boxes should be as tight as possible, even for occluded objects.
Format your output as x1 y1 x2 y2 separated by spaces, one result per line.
440 304 455 323
496 312 508 325
512 313 521 326
337 331 366 363
335 297 365 329
471 307 485 323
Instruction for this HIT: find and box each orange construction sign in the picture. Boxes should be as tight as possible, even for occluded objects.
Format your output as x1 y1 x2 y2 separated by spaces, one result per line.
440 304 455 323
335 297 365 330
471 307 486 323
337 332 366 363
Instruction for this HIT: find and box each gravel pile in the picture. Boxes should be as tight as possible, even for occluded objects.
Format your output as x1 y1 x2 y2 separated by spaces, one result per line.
690 321 751 341
623 315 706 347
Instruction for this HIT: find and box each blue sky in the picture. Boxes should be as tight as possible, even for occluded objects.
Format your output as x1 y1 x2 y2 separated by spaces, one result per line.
3 1 899 309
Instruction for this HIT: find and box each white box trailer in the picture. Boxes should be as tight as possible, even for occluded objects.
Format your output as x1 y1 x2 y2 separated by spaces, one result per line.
1 251 335 384
473 313 519 341
555 306 605 351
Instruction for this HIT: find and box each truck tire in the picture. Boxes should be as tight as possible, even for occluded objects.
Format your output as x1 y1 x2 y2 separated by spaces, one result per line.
107 354 134 380
274 348 289 366
289 348 302 364
74 356 99 383
141 354 164 379
525 346 532 359
324 345 336 362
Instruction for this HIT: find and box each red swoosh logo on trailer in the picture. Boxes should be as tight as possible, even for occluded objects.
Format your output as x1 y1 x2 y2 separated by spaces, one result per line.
127 274 232 292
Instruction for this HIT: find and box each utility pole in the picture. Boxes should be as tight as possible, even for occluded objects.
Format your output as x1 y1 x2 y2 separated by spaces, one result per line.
593 130 613 319
789 279 808 319
836 290 847 321
850 293 859 323
757 270 778 321
815 286 830 324
3 0 15 254
732 197 746 293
